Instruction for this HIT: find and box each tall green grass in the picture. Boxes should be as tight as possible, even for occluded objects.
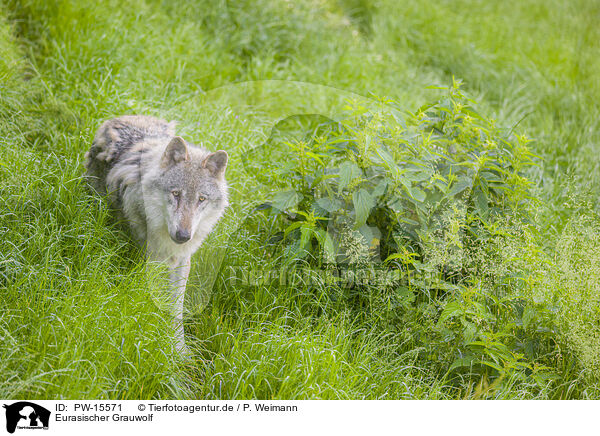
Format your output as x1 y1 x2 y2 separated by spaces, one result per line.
1 0 599 399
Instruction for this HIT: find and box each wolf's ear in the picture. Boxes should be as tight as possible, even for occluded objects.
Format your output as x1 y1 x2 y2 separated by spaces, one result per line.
203 150 228 178
161 136 189 168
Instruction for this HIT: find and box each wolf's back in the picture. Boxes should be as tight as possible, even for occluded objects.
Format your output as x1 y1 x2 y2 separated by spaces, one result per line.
85 115 175 195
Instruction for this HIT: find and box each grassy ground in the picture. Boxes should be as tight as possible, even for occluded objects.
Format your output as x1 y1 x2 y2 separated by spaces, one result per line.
1 0 599 399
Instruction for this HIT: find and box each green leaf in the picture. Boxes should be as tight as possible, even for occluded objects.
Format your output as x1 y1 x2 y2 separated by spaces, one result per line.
404 168 432 183
299 225 314 251
398 176 426 203
479 171 502 182
284 221 305 237
372 178 389 197
397 216 420 226
271 190 302 212
397 286 416 303
384 252 417 264
438 301 463 325
388 198 403 213
473 188 489 216
352 188 375 228
448 177 473 196
315 197 343 213
338 161 362 194
410 186 426 202
374 147 396 170
449 357 476 372
305 151 326 166
481 360 504 372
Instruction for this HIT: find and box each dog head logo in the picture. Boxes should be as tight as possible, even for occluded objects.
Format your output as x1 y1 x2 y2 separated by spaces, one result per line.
2 402 50 434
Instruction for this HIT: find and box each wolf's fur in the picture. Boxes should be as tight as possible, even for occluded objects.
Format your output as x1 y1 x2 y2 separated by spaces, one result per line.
85 115 229 351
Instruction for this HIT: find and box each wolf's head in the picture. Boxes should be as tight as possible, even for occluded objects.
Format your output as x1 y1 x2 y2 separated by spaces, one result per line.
149 136 229 245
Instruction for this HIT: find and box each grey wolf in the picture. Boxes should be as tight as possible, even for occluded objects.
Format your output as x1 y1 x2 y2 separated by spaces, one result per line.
84 115 229 351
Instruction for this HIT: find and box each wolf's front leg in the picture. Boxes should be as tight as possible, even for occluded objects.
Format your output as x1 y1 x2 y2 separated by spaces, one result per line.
169 256 191 353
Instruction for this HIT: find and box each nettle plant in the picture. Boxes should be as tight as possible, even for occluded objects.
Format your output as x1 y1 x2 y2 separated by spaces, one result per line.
246 82 548 385
252 82 537 272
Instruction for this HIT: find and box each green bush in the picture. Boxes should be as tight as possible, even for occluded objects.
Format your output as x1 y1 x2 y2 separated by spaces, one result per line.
248 82 559 394
255 81 537 268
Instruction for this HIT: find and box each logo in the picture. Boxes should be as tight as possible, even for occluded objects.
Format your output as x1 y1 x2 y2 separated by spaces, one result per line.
2 402 50 434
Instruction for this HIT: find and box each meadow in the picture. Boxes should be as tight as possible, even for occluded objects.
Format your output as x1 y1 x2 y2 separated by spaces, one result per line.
1 0 599 399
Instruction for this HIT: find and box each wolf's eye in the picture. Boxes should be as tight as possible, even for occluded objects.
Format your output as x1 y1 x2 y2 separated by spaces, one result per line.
171 190 180 198
198 196 206 205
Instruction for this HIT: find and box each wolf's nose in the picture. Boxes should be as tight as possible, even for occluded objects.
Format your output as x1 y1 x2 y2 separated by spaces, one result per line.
174 229 191 243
